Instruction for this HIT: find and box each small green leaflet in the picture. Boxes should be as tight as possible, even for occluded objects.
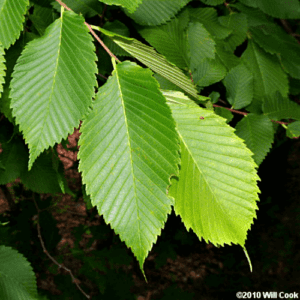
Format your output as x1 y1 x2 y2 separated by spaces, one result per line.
242 40 288 113
235 114 274 166
163 91 260 247
263 91 300 121
223 63 253 109
286 121 300 138
10 10 97 170
78 61 180 274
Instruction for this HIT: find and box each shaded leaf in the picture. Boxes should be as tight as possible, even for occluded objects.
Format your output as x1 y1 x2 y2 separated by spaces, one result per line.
100 0 141 13
138 10 189 69
241 40 288 113
30 4 58 36
215 41 240 71
232 3 272 27
0 137 28 185
235 113 274 165
0 245 38 299
188 22 216 70
20 150 65 193
103 21 131 56
219 13 248 52
193 57 227 87
188 7 232 39
200 0 223 5
78 61 180 272
125 0 189 26
263 91 300 121
250 24 300 79
223 63 253 109
256 0 300 19
286 121 300 138
214 107 233 123
52 0 103 17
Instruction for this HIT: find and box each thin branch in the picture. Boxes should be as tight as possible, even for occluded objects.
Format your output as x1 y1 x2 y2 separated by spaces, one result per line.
55 0 120 62
280 19 300 45
32 195 90 299
213 103 289 125
213 104 248 116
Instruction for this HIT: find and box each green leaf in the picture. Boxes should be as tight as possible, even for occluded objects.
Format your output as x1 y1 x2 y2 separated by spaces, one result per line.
250 24 300 79
214 106 233 123
188 22 216 70
138 9 189 69
20 150 64 193
209 91 220 104
235 114 274 166
100 0 142 13
30 4 58 36
0 0 29 49
0 245 38 299
192 57 227 87
188 7 232 40
0 137 28 185
125 0 189 26
263 91 300 121
10 10 98 170
78 61 180 272
218 13 248 52
222 63 253 109
215 41 240 71
97 26 199 100
232 3 272 27
103 21 131 56
241 40 288 113
0 43 5 98
238 0 258 7
52 0 103 18
256 0 300 19
200 0 223 5
286 121 300 138
164 91 260 247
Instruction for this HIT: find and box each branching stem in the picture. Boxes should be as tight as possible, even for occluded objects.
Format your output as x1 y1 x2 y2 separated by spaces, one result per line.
213 103 289 125
33 195 90 299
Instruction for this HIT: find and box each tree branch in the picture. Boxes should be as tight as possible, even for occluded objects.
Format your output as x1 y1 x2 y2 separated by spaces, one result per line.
213 103 289 125
32 195 90 299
